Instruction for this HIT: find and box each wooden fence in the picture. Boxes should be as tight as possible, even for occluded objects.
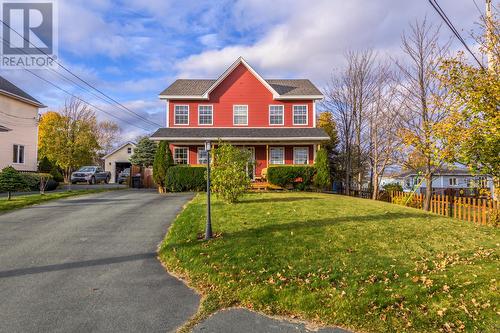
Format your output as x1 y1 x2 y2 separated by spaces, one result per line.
389 191 499 225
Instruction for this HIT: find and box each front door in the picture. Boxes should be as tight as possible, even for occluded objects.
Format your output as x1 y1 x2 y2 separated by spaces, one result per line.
239 147 256 180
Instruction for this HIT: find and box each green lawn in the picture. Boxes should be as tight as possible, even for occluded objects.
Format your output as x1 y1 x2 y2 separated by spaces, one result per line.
0 190 116 213
159 192 499 333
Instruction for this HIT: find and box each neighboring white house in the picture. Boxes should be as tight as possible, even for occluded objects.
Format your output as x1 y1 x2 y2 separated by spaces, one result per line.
0 76 45 171
393 168 496 197
103 142 136 183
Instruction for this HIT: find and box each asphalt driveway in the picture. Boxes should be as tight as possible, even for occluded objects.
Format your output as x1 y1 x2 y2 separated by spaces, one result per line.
0 190 199 333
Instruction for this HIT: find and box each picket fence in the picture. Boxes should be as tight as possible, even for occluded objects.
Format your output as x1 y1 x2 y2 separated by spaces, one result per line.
389 191 499 225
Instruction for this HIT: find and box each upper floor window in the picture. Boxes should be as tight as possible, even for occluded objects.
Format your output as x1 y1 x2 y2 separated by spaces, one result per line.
13 144 24 164
269 147 284 165
293 147 309 165
269 105 284 125
233 105 248 125
174 147 189 164
449 177 457 186
293 105 308 125
174 105 189 125
127 147 132 154
198 105 213 125
197 147 208 164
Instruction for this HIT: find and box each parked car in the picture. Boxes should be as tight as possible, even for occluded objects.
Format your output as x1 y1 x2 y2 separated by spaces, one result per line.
117 168 130 184
71 166 111 184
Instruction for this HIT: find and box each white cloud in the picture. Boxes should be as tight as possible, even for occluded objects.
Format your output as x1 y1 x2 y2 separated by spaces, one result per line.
175 0 482 87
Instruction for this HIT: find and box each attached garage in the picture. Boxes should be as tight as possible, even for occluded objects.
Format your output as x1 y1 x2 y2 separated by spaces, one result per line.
103 142 136 183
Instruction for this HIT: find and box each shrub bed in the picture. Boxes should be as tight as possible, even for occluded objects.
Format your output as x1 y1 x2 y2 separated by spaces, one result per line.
20 173 58 192
165 165 206 192
267 165 316 190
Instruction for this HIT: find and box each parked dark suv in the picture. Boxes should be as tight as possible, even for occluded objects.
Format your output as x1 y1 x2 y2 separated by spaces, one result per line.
71 166 111 184
117 168 130 184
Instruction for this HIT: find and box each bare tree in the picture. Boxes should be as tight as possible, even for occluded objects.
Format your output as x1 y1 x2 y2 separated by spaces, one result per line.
323 49 377 195
395 19 450 210
97 120 121 155
367 63 402 199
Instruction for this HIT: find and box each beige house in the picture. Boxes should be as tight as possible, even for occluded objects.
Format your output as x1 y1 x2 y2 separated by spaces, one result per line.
103 142 136 183
0 76 45 171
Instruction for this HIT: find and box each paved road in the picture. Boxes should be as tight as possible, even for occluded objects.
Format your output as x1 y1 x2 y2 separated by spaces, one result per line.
0 190 199 333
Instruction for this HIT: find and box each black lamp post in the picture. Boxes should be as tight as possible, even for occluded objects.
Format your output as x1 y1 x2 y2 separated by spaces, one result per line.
204 141 213 240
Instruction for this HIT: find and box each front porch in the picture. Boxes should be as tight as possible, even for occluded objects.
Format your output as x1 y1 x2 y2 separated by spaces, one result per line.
170 143 318 179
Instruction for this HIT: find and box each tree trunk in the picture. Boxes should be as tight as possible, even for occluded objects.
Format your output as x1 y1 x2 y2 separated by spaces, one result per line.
372 173 379 200
423 173 433 211
7 191 11 200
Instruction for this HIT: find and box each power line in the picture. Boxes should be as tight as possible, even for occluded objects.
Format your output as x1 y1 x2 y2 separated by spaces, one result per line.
0 18 163 128
25 69 154 131
428 0 485 69
0 38 154 131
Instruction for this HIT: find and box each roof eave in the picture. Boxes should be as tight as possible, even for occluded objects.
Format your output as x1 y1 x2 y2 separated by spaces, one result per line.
150 136 329 142
159 95 209 100
274 95 324 100
0 89 46 108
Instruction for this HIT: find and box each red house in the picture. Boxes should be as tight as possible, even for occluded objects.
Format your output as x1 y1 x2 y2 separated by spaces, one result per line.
151 57 329 180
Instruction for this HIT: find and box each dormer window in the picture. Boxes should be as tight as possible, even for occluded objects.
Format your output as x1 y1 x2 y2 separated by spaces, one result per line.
174 105 189 125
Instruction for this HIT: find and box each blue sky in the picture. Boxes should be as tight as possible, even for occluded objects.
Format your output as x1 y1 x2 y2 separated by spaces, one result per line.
1 0 487 140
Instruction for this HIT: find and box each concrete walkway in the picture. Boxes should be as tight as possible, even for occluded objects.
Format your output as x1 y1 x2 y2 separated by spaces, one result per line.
0 190 199 333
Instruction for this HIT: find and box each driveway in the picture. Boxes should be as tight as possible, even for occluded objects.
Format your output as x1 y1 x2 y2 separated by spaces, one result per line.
0 190 199 333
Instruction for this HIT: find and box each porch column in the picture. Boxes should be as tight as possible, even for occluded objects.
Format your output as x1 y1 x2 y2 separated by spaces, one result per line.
266 144 269 168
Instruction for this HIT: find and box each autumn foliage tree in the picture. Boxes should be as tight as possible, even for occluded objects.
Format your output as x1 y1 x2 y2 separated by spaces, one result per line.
38 98 100 181
435 12 499 183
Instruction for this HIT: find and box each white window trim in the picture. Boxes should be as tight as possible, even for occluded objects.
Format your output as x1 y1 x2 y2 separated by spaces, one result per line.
198 105 213 126
233 105 248 126
12 144 25 164
197 147 208 164
293 147 309 165
449 177 457 186
268 105 284 126
293 104 308 126
174 105 190 126
269 147 285 165
174 147 189 164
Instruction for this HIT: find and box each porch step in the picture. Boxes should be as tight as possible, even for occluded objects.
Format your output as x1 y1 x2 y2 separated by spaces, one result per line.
249 182 284 192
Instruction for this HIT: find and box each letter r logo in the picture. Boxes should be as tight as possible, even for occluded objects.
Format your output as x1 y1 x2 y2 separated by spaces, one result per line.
2 2 53 55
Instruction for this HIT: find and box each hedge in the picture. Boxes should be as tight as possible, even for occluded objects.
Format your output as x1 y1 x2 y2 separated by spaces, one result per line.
21 173 58 191
165 166 206 192
267 165 316 190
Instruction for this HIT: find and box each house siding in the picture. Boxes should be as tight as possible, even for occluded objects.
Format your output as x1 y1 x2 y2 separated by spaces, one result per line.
168 63 314 128
0 95 39 171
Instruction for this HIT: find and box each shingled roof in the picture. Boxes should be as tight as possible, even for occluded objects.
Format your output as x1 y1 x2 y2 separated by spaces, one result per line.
159 57 323 100
151 127 329 142
0 76 44 107
160 79 322 97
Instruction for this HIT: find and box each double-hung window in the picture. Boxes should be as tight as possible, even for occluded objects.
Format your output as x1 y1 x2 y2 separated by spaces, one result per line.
198 105 213 125
269 147 284 165
269 105 284 125
197 147 208 164
293 147 309 165
233 105 248 125
174 147 189 164
174 105 189 125
13 144 24 164
293 105 308 125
